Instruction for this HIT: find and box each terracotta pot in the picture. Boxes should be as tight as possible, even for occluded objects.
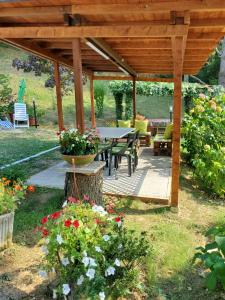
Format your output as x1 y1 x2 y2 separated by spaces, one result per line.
29 117 36 126
0 212 14 250
62 153 96 166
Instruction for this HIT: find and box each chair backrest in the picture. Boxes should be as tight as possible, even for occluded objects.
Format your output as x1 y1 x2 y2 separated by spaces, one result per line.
14 103 27 120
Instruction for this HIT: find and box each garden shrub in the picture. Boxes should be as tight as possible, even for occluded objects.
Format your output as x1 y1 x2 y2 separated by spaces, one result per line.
193 221 225 291
123 81 133 120
0 74 13 118
37 198 150 299
94 82 106 118
182 94 225 198
109 81 124 121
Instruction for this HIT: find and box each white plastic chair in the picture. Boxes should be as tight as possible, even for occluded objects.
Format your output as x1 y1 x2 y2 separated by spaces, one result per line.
13 103 29 128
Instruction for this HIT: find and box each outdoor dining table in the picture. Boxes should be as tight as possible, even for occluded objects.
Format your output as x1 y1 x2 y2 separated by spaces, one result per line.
97 127 134 140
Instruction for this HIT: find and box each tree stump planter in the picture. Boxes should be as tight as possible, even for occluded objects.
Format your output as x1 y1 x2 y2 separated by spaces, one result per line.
0 212 14 250
62 161 105 205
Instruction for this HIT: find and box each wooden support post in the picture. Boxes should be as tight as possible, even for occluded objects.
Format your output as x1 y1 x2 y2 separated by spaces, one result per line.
89 74 96 128
54 61 64 131
171 36 184 207
132 76 136 123
72 38 85 133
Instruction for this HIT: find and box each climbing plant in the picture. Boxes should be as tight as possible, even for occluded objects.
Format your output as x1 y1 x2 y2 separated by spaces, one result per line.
94 81 106 118
109 81 124 120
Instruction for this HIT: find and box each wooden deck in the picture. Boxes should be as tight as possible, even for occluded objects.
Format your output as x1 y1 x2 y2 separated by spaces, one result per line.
27 148 171 204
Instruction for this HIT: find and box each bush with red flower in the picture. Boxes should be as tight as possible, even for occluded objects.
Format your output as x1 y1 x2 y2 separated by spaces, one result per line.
0 177 35 215
37 198 150 299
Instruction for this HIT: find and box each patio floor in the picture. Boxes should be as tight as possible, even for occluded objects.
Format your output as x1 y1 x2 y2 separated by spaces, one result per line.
27 148 171 204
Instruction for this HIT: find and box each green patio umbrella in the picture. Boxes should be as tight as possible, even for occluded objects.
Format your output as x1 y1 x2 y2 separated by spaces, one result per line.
18 79 26 103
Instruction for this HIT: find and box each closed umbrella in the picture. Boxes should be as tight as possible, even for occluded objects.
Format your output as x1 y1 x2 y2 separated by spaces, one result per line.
18 79 26 103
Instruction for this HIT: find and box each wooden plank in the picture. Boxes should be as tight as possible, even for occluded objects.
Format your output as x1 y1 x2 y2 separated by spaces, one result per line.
93 76 174 82
72 39 85 133
171 36 184 207
132 76 136 121
0 6 71 16
89 73 96 129
87 38 136 76
72 1 225 14
54 61 64 132
0 25 189 38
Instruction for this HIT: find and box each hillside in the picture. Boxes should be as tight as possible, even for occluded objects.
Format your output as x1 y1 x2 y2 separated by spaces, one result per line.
0 42 173 127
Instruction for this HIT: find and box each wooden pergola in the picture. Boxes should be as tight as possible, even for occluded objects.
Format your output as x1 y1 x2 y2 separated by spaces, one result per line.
1 0 225 207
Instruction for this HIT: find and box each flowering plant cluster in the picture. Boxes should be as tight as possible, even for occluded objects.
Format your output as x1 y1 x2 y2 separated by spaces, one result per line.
0 177 35 215
37 197 149 299
182 93 225 198
58 128 100 156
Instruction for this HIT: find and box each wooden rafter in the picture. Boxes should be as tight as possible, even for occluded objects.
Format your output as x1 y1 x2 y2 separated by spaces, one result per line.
72 1 225 14
0 25 189 38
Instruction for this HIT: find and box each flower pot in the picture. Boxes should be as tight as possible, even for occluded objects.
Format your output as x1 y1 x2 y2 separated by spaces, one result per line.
29 117 37 126
0 212 14 250
62 154 96 166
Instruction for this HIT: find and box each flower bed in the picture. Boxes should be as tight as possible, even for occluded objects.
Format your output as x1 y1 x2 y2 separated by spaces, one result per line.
182 94 225 198
37 197 150 299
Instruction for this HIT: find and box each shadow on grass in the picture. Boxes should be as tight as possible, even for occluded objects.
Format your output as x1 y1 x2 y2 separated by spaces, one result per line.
13 187 64 247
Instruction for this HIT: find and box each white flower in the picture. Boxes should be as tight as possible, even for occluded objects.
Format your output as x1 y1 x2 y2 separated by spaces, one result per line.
118 244 122 249
71 256 75 263
117 221 122 227
39 270 47 278
52 267 56 274
99 291 105 300
77 275 84 286
83 250 87 257
103 235 110 242
62 283 70 296
92 205 108 216
53 289 57 299
41 245 49 255
82 256 90 267
89 258 97 267
95 246 102 253
114 259 121 267
61 257 70 266
86 268 95 280
45 238 50 244
105 266 116 277
62 201 67 208
56 234 63 245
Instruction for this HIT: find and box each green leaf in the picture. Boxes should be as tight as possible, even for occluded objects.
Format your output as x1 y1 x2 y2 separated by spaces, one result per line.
205 272 217 290
205 241 218 251
215 236 225 256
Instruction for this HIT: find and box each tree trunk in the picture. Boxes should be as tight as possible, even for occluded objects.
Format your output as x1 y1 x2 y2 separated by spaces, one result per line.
64 170 103 205
219 37 225 87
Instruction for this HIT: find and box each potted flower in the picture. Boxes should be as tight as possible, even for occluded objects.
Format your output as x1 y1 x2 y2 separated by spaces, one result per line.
0 178 34 249
37 197 149 299
59 128 100 166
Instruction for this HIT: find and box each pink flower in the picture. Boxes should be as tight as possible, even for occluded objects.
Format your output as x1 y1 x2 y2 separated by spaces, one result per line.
68 196 78 203
83 195 90 201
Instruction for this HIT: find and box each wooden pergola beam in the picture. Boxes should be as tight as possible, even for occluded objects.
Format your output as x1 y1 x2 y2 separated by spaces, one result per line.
89 73 96 129
0 25 189 38
93 76 174 82
87 38 136 76
53 61 64 132
72 1 225 14
0 6 71 16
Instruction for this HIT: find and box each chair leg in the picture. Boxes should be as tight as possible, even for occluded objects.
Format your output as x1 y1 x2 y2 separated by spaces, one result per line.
105 150 109 167
108 153 113 176
128 156 132 177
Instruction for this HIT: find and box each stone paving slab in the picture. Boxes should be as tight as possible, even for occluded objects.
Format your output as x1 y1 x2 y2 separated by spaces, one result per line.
27 148 171 201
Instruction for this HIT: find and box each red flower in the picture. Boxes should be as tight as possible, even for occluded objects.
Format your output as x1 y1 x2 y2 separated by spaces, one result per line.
64 219 72 227
41 216 48 225
42 229 49 236
27 185 35 192
95 218 101 224
50 211 61 219
115 217 121 223
73 220 80 228
107 208 115 214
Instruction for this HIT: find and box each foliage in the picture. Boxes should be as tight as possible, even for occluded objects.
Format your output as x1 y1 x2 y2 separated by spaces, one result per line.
0 166 26 183
0 177 34 215
193 221 225 291
26 102 45 119
109 81 124 120
37 198 149 299
0 74 13 117
12 55 87 95
59 128 100 156
182 94 225 197
94 82 106 118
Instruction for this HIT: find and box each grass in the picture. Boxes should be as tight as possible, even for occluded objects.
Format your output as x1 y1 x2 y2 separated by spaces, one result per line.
0 164 222 299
